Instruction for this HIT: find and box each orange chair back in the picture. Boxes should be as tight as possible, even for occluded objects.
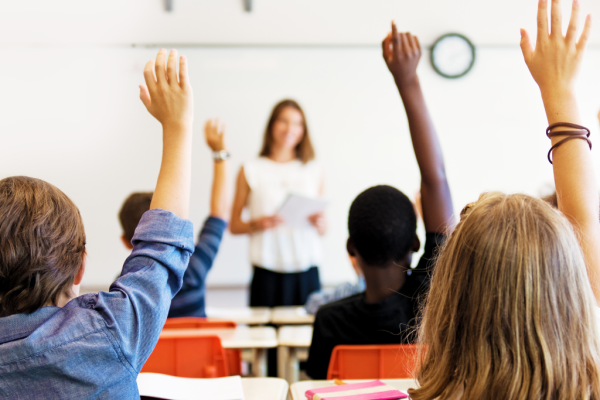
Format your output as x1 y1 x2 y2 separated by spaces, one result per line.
163 317 237 329
326 344 420 380
141 335 228 378
161 317 242 376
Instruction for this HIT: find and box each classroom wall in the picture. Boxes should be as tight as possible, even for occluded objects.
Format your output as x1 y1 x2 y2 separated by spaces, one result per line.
2 0 600 291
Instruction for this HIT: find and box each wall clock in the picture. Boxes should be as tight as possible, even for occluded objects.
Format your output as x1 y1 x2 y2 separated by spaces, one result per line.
430 33 476 79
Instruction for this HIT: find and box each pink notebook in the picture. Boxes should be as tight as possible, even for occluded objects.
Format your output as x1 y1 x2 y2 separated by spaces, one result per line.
305 380 408 400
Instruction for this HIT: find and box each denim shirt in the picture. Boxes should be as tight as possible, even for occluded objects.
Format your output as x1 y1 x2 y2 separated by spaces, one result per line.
0 209 194 400
168 216 227 318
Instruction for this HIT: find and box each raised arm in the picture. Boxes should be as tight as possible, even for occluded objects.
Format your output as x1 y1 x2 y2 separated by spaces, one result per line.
521 0 600 301
382 23 455 233
204 119 228 220
139 49 194 219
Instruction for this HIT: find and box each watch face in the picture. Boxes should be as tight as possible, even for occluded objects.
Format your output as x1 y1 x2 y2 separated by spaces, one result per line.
431 34 476 79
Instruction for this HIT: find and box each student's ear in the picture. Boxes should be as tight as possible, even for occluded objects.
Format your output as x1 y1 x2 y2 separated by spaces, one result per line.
73 253 87 286
121 234 134 250
412 235 421 253
346 238 356 256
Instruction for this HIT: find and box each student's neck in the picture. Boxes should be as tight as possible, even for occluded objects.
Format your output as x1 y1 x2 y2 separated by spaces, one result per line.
362 262 408 304
268 147 296 163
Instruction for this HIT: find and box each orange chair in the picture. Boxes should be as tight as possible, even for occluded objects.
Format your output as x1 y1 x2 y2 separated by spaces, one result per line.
142 335 228 378
162 317 242 376
163 317 236 330
326 344 421 380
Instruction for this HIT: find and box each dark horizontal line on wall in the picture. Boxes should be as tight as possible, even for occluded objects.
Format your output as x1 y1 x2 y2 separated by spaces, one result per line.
3 42 600 49
2 42 600 50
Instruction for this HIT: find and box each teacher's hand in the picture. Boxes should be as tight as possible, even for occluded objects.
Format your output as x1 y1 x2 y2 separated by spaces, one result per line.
308 212 327 236
250 215 283 232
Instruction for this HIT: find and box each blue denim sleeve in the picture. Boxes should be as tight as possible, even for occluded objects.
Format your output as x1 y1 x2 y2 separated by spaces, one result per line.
90 209 194 373
189 216 227 277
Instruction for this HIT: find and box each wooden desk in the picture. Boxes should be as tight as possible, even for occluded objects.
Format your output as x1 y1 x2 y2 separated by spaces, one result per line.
290 379 418 400
242 378 289 400
205 307 271 325
271 306 315 325
277 325 313 383
160 326 277 377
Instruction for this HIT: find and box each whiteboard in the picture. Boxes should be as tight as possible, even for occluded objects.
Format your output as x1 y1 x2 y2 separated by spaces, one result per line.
1 45 600 288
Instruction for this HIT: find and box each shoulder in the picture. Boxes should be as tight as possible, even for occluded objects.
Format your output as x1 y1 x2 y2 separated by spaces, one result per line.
315 293 362 322
414 232 447 272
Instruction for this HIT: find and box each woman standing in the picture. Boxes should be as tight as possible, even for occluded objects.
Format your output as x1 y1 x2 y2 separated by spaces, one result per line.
230 99 326 307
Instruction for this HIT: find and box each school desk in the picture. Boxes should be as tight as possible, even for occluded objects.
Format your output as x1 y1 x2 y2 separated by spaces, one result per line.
205 306 272 325
277 325 313 383
159 326 278 377
242 377 289 400
290 379 419 400
138 374 288 400
271 306 315 325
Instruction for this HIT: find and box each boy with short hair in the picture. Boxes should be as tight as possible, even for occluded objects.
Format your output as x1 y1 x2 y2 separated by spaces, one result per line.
119 119 229 318
306 24 456 379
0 49 196 398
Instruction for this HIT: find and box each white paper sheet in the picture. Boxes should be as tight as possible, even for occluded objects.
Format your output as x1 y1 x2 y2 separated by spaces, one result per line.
277 195 328 229
137 373 244 400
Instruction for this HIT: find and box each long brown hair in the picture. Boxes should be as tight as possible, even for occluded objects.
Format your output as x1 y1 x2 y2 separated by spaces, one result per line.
259 99 315 164
0 176 86 317
411 192 600 400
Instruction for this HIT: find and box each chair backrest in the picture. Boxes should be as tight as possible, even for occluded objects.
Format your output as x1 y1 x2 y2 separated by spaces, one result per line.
326 344 420 380
141 335 229 378
163 317 237 330
161 318 242 376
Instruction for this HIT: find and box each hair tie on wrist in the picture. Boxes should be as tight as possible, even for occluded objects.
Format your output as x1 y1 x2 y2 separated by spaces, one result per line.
546 122 592 165
546 122 590 137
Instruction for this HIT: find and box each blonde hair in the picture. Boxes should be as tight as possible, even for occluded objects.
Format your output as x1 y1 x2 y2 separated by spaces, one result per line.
410 192 600 400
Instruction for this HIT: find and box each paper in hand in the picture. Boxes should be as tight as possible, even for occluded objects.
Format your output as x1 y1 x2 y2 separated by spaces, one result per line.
277 194 328 229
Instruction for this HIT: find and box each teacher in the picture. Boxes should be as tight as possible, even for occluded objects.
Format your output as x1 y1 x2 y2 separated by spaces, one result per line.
230 99 326 307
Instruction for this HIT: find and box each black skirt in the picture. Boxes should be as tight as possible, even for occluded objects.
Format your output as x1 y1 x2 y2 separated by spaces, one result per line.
249 266 321 307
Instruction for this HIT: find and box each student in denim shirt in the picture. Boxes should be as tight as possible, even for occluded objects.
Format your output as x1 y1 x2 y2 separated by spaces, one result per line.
118 119 229 318
0 49 196 399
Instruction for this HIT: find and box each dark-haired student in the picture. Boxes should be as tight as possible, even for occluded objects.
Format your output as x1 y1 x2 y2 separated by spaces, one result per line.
306 23 456 379
119 119 228 318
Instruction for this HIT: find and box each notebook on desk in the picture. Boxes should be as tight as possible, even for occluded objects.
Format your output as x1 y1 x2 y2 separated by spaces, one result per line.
138 373 244 400
305 380 407 400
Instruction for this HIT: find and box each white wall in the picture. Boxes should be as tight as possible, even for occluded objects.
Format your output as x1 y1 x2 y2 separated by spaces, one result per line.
1 0 600 45
1 1 600 292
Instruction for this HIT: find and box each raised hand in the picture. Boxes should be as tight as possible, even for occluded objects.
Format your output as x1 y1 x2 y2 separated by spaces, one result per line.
140 49 194 129
204 119 226 151
520 0 591 97
142 49 194 219
382 22 422 87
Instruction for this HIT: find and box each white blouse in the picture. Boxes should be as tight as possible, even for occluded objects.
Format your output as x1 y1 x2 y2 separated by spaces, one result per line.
244 157 323 273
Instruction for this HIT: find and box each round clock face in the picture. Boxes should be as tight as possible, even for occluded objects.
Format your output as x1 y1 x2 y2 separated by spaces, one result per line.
431 34 476 79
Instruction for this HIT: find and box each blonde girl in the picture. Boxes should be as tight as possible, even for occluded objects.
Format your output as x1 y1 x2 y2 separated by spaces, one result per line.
410 0 600 398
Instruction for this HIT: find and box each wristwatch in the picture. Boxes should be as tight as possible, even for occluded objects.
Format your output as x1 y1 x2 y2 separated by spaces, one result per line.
212 150 230 162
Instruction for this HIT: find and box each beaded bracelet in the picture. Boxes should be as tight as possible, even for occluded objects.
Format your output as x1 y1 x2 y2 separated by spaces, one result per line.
546 122 592 164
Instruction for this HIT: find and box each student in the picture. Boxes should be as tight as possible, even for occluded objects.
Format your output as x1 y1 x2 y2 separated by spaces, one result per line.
409 1 600 398
230 99 326 308
0 49 196 398
119 119 228 318
306 23 455 380
304 255 365 315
